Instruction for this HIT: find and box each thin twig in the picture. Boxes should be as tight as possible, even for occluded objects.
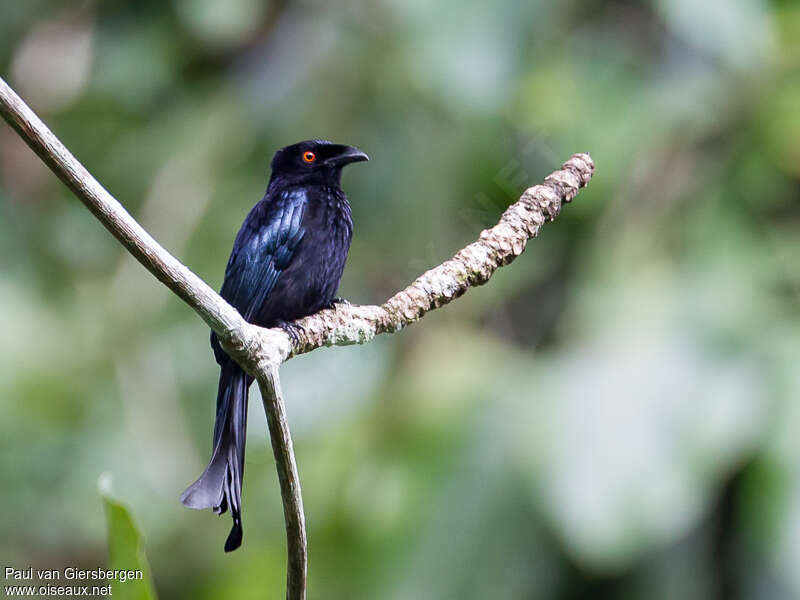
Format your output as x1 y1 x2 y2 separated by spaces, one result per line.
258 365 307 598
0 77 247 349
0 74 594 600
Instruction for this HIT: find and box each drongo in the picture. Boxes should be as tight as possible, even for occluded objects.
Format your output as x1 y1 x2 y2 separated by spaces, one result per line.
181 140 368 551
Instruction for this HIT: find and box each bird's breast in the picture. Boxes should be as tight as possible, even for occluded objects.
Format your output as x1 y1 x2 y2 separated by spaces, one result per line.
258 189 352 324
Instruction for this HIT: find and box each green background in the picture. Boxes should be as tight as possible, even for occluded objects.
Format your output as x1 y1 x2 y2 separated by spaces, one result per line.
1 1 799 598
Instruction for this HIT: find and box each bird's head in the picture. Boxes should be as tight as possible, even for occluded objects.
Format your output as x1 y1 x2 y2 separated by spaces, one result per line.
269 139 369 187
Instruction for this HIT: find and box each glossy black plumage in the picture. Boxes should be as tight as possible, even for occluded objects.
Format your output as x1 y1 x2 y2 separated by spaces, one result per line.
181 140 368 551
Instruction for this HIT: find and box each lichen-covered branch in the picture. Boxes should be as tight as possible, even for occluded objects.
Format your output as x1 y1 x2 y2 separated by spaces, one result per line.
0 74 593 600
269 152 594 360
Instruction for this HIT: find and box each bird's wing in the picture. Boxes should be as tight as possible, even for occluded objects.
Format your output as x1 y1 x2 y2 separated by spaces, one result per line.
219 188 307 320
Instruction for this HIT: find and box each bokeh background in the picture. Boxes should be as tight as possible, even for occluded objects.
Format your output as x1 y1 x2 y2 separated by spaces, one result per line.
1 1 799 598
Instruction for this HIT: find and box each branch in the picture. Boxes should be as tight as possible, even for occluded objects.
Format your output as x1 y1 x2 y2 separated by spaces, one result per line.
0 75 594 600
284 153 594 358
258 365 306 595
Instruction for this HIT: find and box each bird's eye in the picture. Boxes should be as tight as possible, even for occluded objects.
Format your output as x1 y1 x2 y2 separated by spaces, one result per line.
302 151 316 163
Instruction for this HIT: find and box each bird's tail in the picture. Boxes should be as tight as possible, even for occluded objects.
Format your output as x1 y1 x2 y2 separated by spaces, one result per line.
181 361 249 552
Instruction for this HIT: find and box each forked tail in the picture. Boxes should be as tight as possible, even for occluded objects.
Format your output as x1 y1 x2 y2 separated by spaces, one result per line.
181 361 249 551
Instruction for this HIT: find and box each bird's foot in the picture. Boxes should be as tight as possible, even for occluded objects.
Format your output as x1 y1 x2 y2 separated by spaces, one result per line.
276 320 305 347
328 297 351 309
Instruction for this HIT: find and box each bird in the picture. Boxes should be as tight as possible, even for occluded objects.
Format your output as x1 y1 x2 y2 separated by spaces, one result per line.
180 139 368 552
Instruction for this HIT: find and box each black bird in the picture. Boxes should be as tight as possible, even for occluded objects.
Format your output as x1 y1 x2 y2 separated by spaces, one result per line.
181 140 368 552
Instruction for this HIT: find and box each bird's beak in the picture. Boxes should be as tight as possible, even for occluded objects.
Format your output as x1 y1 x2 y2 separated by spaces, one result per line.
328 146 369 166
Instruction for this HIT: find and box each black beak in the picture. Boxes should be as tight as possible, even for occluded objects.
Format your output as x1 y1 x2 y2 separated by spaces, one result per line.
328 146 369 167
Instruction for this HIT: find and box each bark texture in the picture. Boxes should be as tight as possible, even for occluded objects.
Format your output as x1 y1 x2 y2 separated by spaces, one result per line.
281 153 594 358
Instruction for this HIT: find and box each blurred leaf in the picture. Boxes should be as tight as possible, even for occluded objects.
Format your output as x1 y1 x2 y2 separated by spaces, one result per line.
101 478 158 600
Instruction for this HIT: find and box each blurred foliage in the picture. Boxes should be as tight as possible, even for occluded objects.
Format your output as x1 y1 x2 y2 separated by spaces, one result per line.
0 0 799 599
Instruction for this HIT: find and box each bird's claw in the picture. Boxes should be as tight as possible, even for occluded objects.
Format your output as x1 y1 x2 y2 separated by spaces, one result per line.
276 320 305 347
329 297 351 308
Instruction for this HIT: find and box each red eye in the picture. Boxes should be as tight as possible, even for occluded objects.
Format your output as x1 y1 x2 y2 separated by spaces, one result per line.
302 151 316 163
